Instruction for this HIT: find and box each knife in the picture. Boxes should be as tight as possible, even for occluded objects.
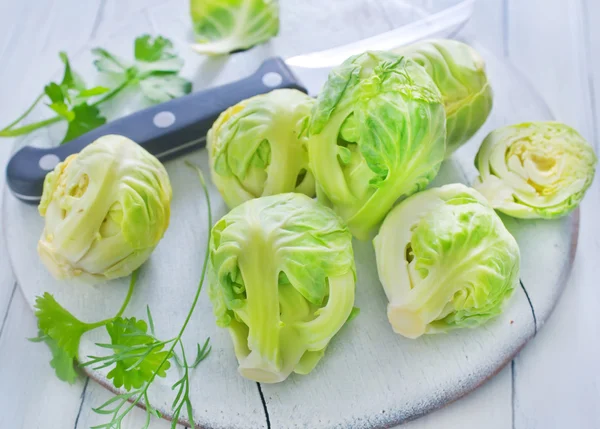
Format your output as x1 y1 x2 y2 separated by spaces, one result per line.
6 0 473 203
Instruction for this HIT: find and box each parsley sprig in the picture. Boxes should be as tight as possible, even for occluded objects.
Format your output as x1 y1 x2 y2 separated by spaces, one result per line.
30 270 139 384
0 35 192 143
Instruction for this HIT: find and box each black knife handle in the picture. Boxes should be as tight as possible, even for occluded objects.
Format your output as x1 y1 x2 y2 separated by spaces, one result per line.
6 57 306 203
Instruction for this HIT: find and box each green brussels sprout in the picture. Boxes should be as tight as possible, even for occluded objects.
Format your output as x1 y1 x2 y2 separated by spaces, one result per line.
38 135 172 282
208 89 315 209
397 39 493 156
208 193 356 383
308 51 447 240
190 0 279 55
373 184 519 339
474 121 597 219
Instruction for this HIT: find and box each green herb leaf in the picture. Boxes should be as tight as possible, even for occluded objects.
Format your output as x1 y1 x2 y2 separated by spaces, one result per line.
103 317 172 391
191 337 212 368
43 333 79 384
93 34 191 104
91 47 130 75
61 103 107 144
34 292 92 357
59 51 85 90
139 74 192 103
134 35 174 62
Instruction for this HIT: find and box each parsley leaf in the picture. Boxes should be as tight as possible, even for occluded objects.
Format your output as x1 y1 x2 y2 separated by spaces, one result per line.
43 334 79 384
58 51 85 90
32 293 101 383
92 34 191 104
61 104 107 144
139 74 192 103
34 292 94 357
134 35 174 62
103 317 172 391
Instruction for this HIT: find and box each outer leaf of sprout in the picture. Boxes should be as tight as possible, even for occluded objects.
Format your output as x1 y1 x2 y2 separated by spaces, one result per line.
474 121 597 219
38 135 172 282
308 51 446 239
190 0 279 55
208 193 356 383
208 89 316 208
373 184 520 339
396 39 493 156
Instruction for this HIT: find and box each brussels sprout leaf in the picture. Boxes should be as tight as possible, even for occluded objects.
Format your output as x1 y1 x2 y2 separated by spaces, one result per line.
190 0 279 55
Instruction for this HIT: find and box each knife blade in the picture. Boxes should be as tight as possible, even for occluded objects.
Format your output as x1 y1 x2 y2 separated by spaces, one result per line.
6 0 473 203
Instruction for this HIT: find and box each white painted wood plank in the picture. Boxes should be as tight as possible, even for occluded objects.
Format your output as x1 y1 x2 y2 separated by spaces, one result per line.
584 0 600 151
506 1 600 428
0 143 16 326
506 0 594 143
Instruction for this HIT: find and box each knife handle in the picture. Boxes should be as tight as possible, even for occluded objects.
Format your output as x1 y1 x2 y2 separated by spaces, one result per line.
6 56 306 203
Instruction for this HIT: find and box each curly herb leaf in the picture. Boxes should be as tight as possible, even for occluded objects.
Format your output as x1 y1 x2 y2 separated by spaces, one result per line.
103 317 172 391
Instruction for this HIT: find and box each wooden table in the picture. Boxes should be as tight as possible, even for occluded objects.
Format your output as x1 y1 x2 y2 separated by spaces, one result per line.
0 1 598 428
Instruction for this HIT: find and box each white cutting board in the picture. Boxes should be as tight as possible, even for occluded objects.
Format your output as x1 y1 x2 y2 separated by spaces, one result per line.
1 2 577 428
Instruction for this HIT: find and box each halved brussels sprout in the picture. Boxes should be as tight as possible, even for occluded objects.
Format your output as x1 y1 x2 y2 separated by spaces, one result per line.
474 121 597 219
308 51 446 240
396 39 493 156
208 193 356 383
190 0 279 55
38 135 172 282
373 184 519 339
208 89 316 209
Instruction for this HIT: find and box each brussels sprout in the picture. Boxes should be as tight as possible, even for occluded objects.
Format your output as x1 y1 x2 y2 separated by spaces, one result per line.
474 121 597 219
190 0 279 55
208 193 356 383
397 39 493 156
38 135 172 282
208 89 315 209
308 51 447 240
373 184 519 339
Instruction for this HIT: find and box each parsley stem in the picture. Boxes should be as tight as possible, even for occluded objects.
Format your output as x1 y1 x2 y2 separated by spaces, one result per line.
0 77 134 139
115 268 138 319
86 269 138 330
0 93 45 132
0 116 62 137
91 77 136 107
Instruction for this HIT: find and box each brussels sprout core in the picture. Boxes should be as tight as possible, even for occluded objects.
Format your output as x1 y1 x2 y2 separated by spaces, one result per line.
474 121 597 218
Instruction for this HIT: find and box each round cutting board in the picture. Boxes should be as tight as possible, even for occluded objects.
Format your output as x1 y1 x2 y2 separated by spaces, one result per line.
2 2 577 428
